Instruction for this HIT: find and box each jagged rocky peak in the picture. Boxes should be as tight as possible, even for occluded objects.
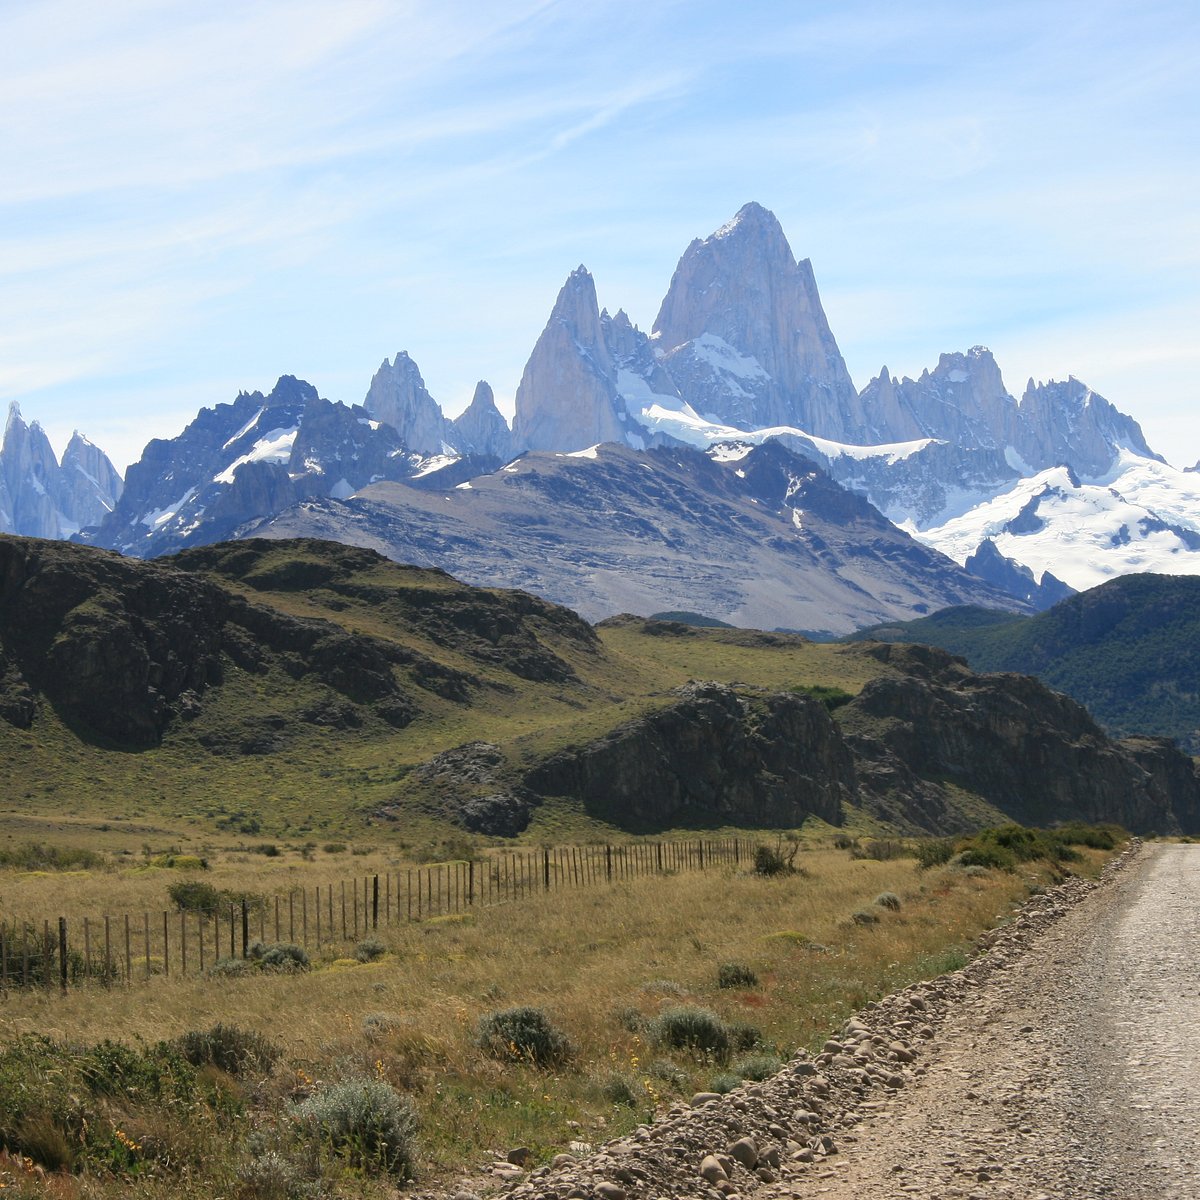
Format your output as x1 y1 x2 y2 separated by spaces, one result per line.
651 201 864 437
451 381 513 460
363 351 450 455
964 537 1075 611
512 265 629 454
0 403 124 539
1015 376 1161 476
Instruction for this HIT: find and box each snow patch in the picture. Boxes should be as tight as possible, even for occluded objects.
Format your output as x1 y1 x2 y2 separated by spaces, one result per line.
412 454 459 478
567 445 600 459
328 478 355 500
214 427 297 484
141 487 197 529
222 407 265 450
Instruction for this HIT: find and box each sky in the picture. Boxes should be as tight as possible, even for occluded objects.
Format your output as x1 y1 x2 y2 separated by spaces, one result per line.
3 0 1198 472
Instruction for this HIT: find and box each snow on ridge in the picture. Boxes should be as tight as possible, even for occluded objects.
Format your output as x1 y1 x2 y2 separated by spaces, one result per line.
222 407 265 450
411 453 459 478
689 334 770 382
214 427 298 484
566 445 600 459
141 487 197 530
914 454 1200 590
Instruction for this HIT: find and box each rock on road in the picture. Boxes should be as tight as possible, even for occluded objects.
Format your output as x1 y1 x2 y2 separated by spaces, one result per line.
794 842 1200 1199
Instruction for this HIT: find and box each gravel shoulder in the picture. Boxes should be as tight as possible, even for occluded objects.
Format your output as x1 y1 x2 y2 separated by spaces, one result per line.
447 841 1200 1200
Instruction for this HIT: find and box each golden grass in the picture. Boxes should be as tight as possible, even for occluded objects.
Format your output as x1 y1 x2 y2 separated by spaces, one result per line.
0 842 1110 1192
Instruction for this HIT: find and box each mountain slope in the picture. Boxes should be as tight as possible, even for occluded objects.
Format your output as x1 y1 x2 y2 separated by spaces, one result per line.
847 573 1200 752
1 534 1196 840
248 440 1025 636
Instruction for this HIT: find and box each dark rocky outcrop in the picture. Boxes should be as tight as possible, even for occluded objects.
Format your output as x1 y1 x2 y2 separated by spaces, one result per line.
407 741 538 837
524 682 856 829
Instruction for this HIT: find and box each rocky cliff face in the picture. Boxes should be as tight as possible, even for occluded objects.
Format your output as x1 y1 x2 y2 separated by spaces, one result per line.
0 405 123 539
83 376 428 557
963 539 1074 611
512 267 631 453
836 643 1200 836
450 381 513 460
652 203 863 436
362 352 451 455
525 681 855 828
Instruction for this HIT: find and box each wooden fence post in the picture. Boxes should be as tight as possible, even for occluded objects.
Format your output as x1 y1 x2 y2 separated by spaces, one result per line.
372 876 379 930
58 918 68 993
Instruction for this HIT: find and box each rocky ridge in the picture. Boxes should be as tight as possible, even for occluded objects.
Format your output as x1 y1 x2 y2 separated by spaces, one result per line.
423 843 1145 1200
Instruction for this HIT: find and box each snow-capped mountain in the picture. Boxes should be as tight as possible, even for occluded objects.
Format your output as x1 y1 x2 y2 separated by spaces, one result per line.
80 376 446 557
63 200 1199 617
915 453 1200 592
0 403 122 539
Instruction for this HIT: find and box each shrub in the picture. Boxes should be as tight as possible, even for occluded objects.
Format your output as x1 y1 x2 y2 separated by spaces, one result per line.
647 1058 688 1088
361 1012 406 1042
710 1072 741 1094
639 978 685 996
476 1006 572 1067
914 838 955 870
293 1077 417 1177
1052 822 1120 850
252 843 281 857
168 879 224 913
753 840 799 876
727 1021 764 1051
322 843 347 854
851 909 880 925
649 1006 730 1058
173 1024 282 1076
597 1072 638 1107
716 961 759 989
733 1052 783 1081
235 1149 313 1200
613 1004 646 1033
354 938 387 963
208 957 255 979
0 842 104 871
874 891 902 911
258 943 310 972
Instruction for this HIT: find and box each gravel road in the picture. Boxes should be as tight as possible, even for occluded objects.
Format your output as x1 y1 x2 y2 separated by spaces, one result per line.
461 842 1200 1200
794 840 1200 1200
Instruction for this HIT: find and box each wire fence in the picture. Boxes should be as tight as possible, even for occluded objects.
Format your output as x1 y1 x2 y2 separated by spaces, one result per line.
0 836 753 993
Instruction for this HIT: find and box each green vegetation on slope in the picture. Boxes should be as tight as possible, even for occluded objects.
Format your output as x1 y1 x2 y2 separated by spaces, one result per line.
848 574 1200 752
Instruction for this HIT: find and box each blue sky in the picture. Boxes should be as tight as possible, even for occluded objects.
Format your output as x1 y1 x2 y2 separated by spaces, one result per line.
3 0 1198 471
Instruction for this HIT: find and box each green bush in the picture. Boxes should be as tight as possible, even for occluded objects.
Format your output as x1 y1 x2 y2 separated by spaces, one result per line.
597 1072 639 1107
733 1052 783 1081
727 1021 764 1052
292 1077 417 1177
649 1006 730 1057
256 943 310 972
476 1006 572 1067
0 842 104 871
235 1149 314 1200
172 1023 282 1076
753 841 798 876
710 1072 741 1094
852 839 910 861
874 891 902 911
851 908 880 925
208 957 255 979
914 838 955 869
716 962 759 989
168 879 224 913
354 938 387 963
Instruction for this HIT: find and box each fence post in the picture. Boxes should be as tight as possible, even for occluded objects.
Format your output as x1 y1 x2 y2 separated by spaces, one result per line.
372 876 379 930
605 844 612 882
698 840 704 870
241 901 249 958
543 849 551 891
58 918 68 993
163 911 169 977
468 860 475 905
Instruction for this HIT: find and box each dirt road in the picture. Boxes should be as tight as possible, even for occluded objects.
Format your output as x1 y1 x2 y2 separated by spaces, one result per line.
797 842 1200 1199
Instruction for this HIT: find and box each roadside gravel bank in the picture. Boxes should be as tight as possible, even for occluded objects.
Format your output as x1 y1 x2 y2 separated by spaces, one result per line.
432 840 1196 1200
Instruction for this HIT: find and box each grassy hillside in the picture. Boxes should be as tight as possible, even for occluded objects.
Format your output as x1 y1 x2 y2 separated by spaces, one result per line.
848 574 1200 752
0 537 891 850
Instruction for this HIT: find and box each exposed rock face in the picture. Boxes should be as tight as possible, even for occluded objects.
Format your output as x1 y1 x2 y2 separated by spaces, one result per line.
1014 376 1159 476
524 681 855 828
450 381 513 460
0 405 122 539
652 202 863 436
964 539 1074 611
512 267 631 453
410 741 537 836
82 375 426 557
837 643 1200 835
363 351 450 454
59 432 124 529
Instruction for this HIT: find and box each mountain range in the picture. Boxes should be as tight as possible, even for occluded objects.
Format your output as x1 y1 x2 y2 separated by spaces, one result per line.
7 201 1197 633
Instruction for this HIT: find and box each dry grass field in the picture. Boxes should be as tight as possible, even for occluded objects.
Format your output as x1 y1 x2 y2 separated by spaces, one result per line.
0 835 1116 1197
